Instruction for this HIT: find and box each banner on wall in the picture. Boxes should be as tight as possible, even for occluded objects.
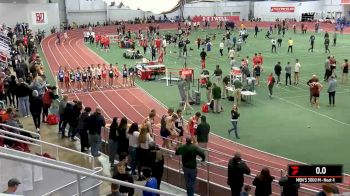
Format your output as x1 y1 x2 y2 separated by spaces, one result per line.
341 0 350 4
270 7 295 12
32 11 48 25
192 16 240 23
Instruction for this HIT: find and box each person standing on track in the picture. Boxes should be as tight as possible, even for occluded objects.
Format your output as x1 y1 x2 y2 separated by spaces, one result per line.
175 109 185 144
294 59 301 85
90 64 97 90
128 66 135 87
307 75 319 105
75 67 82 91
271 37 277 53
162 36 167 55
341 59 349 84
254 24 259 37
56 31 61 45
64 67 70 92
87 66 93 91
287 37 293 53
324 37 330 53
96 64 102 88
308 34 315 52
227 152 250 196
285 62 292 86
82 67 88 91
274 62 282 85
267 73 276 99
160 108 174 149
311 79 323 108
108 64 114 87
327 76 337 107
175 136 205 196
324 56 331 81
122 64 128 87
200 48 207 69
63 31 68 45
219 39 224 56
57 66 64 93
69 68 75 92
188 112 201 144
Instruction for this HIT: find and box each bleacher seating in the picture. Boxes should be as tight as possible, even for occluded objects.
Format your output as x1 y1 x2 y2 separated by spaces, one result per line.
0 28 11 65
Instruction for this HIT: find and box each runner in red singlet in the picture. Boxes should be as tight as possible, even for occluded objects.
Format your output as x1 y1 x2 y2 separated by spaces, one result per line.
188 112 201 144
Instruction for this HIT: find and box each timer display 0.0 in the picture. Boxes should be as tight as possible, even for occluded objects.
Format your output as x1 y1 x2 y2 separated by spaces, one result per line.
288 165 343 183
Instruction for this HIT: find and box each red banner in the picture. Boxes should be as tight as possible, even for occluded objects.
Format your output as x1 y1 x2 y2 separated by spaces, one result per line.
192 16 240 23
270 7 295 12
341 0 350 4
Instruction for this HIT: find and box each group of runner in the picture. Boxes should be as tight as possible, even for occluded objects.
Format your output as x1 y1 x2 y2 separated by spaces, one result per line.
57 63 136 93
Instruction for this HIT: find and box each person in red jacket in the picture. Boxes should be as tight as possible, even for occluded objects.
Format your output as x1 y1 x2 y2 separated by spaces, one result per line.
95 33 100 47
155 37 161 54
267 73 276 98
104 36 110 52
252 53 260 69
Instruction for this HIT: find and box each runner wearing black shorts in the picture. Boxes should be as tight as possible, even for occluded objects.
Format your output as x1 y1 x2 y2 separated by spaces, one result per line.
128 66 136 86
122 64 128 87
108 64 114 87
87 67 93 91
82 67 88 90
175 109 184 144
69 69 75 92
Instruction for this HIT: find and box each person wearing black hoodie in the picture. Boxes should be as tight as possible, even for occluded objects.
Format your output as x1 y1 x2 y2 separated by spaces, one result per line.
149 142 164 189
253 168 275 196
279 173 300 196
69 101 83 141
77 107 91 152
29 90 43 132
8 75 17 108
61 101 74 138
274 62 282 84
227 152 251 196
109 117 119 166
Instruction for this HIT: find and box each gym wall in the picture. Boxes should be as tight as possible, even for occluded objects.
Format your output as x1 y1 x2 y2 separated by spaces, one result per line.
254 0 344 21
0 3 60 32
65 0 250 25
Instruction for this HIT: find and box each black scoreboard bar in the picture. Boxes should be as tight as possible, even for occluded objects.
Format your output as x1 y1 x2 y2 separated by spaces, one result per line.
288 165 343 183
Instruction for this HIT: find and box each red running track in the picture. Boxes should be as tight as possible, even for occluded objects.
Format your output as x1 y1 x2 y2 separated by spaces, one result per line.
41 22 350 195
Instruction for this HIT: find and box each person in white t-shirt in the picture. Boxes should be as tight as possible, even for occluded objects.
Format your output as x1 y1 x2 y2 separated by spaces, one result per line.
219 39 224 56
294 59 301 85
90 64 96 90
63 31 68 45
95 64 102 88
162 38 167 55
127 122 140 175
83 32 88 42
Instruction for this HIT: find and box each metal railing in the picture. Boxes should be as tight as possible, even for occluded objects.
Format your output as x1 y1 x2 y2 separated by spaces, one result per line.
158 145 319 196
0 128 95 169
151 132 286 174
0 152 177 196
41 167 104 196
0 123 41 139
102 127 319 195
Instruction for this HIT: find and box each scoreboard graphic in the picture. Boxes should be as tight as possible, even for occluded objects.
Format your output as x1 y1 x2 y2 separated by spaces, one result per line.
288 165 343 183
